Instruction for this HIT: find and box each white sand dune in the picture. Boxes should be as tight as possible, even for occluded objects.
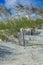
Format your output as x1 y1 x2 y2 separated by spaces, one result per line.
0 42 43 65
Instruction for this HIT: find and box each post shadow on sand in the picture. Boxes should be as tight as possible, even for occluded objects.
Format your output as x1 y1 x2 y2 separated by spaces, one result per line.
0 45 13 61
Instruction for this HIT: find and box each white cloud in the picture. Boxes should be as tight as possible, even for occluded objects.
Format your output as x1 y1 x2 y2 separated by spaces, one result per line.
5 0 16 9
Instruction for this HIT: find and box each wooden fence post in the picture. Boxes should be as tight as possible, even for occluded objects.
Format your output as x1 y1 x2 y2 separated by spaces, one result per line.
22 29 25 46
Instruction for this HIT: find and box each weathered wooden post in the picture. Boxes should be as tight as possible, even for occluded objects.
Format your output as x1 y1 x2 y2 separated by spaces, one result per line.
22 29 25 46
18 28 25 46
17 32 20 45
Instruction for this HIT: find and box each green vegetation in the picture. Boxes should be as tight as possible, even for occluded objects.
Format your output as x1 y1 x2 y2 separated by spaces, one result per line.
0 17 43 38
0 17 43 30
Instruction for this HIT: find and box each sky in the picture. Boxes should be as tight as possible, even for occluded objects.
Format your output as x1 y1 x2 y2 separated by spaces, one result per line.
0 0 43 19
0 0 5 4
0 0 43 9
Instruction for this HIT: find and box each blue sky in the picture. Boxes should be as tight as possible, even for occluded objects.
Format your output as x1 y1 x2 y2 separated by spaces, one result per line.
0 0 43 8
17 0 43 8
0 0 43 19
0 0 5 4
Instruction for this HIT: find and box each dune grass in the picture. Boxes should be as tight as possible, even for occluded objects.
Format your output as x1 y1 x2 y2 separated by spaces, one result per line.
0 17 43 38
